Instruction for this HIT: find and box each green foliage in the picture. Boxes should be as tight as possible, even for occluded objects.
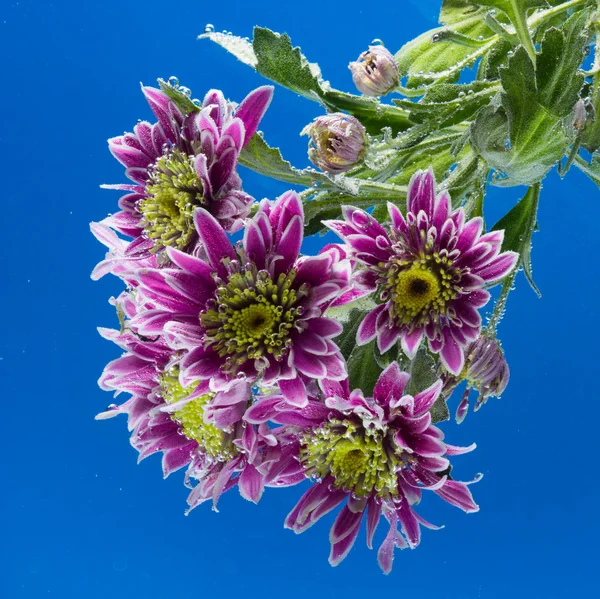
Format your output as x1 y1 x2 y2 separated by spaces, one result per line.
348 341 383 397
470 1 548 63
574 153 600 187
158 79 199 114
334 310 368 361
395 8 495 89
492 183 541 294
239 134 327 187
202 27 412 134
199 0 594 315
471 11 588 186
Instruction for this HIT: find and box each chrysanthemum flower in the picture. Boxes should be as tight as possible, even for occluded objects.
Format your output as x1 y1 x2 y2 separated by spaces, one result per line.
325 169 519 375
100 84 273 259
129 191 353 407
245 363 480 573
95 293 271 507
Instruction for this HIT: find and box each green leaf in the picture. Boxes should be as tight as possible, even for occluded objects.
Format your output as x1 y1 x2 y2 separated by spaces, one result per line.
470 15 587 187
395 16 496 89
470 0 549 63
536 11 589 117
441 0 486 25
491 183 541 295
406 347 439 395
252 27 323 100
430 395 451 424
348 341 383 397
158 79 199 114
238 134 327 186
373 343 401 370
197 31 258 67
334 310 368 361
477 39 513 80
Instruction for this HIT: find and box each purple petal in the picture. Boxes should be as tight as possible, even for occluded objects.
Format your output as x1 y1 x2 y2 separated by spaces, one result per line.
440 328 464 375
476 251 519 284
357 305 385 345
435 479 480 513
373 362 410 405
279 377 308 407
235 86 274 147
366 499 382 550
413 380 443 416
193 207 235 277
238 464 264 503
400 327 424 358
407 168 435 217
329 505 363 566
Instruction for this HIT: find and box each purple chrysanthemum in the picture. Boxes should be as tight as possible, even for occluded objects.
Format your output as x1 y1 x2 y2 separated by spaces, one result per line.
326 169 519 375
95 292 271 508
245 363 480 573
128 191 353 407
99 84 273 261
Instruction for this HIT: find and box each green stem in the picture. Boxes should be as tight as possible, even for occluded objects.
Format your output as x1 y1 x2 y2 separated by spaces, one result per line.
528 0 591 28
485 269 517 336
573 154 600 183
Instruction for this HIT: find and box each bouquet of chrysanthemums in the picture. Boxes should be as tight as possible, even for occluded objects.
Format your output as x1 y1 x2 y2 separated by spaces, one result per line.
92 0 599 573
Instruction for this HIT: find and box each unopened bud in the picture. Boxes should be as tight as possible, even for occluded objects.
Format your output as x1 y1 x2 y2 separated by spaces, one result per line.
572 98 588 131
464 335 509 405
301 113 367 174
349 45 399 97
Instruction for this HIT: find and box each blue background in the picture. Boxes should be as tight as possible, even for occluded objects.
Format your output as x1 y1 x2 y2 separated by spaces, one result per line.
2 0 597 597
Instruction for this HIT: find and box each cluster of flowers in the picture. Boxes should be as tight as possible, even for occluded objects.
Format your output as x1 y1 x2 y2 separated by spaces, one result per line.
93 56 517 573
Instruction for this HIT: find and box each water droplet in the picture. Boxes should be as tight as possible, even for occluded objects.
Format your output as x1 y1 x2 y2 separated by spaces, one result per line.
167 76 179 88
370 38 384 46
192 98 201 107
204 23 215 33
431 33 442 43
179 86 192 97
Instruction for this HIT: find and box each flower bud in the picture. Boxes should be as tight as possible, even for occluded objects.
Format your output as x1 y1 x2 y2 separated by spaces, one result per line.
464 335 509 406
349 45 399 97
572 98 588 132
301 113 367 174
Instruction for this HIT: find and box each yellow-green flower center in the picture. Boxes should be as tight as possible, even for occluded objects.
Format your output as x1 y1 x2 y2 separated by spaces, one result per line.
393 265 441 317
161 373 235 460
385 252 460 326
300 419 412 499
141 148 205 251
200 266 308 374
